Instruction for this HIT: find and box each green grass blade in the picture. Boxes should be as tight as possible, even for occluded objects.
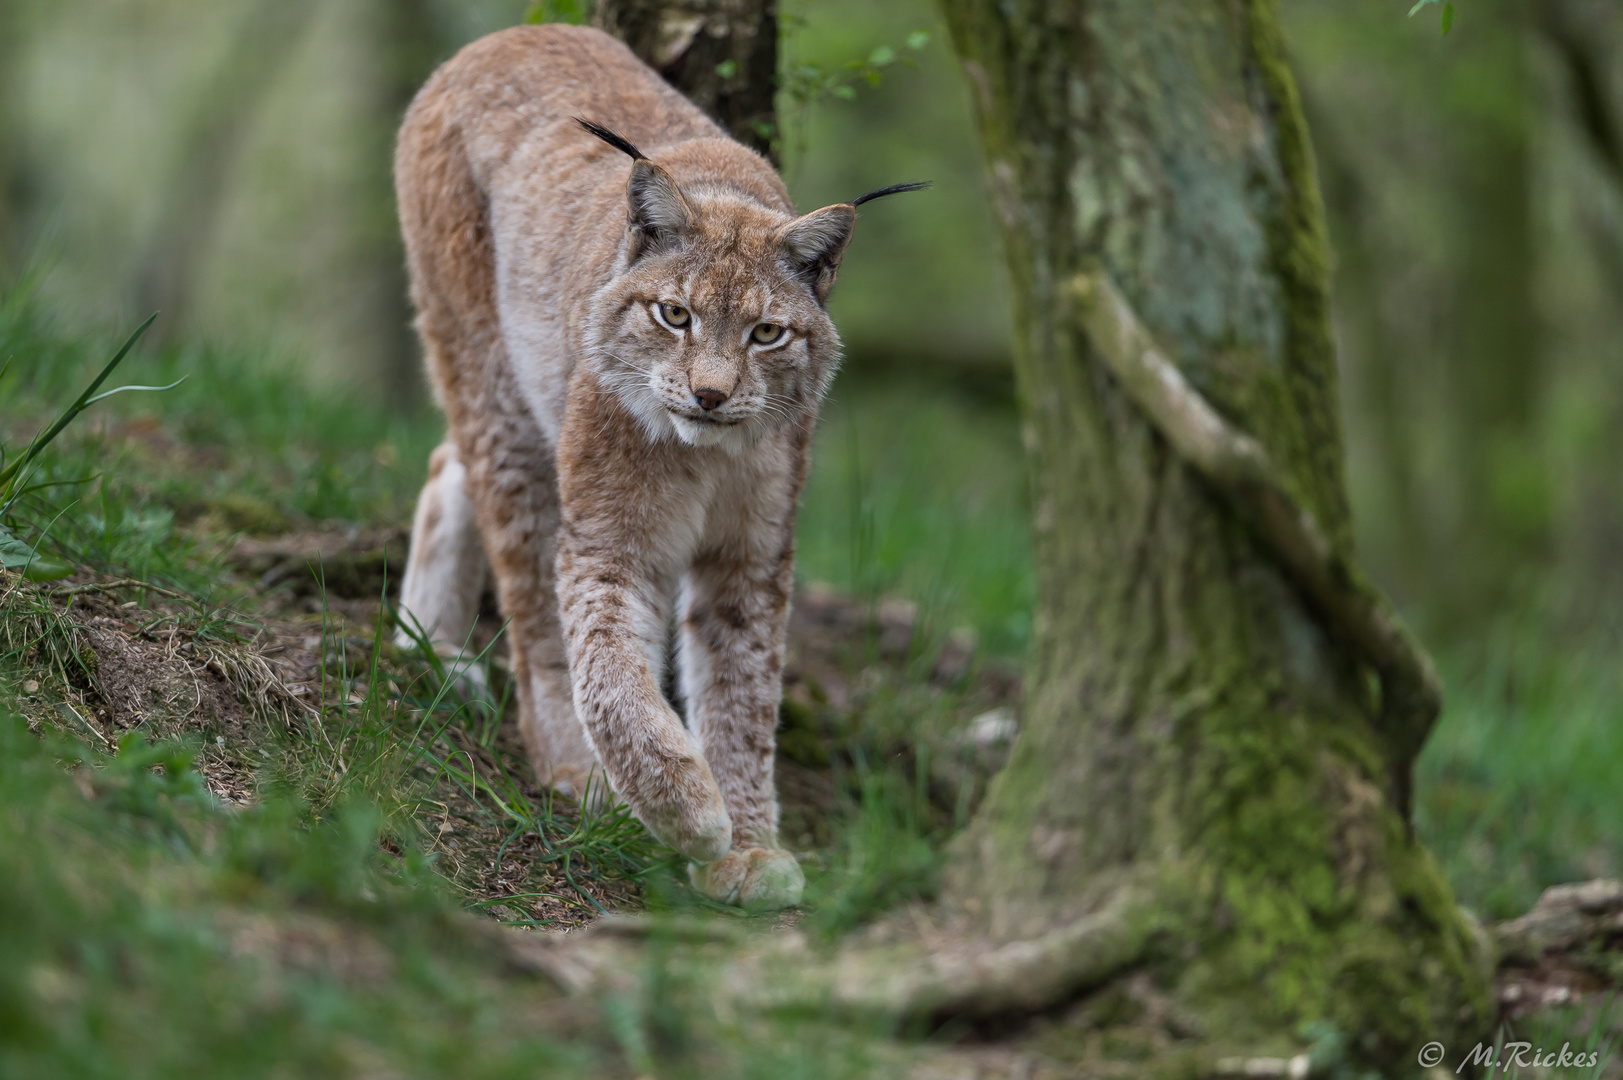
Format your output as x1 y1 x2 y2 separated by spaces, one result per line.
83 376 188 405
0 312 157 495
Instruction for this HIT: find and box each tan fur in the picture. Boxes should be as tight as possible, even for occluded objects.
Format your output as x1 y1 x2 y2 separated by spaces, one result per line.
394 25 863 908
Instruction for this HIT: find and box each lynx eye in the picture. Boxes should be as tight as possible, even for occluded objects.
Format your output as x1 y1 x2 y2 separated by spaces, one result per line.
750 322 786 346
655 302 691 330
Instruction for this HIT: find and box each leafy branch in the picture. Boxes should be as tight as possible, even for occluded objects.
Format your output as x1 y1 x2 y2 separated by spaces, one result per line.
524 0 586 26
1408 0 1457 36
779 29 931 109
775 24 932 173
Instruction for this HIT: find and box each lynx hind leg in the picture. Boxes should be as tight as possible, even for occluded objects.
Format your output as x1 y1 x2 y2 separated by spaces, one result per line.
507 622 602 804
463 419 602 802
397 442 489 697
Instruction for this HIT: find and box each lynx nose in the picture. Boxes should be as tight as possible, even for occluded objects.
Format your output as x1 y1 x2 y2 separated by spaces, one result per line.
693 387 729 411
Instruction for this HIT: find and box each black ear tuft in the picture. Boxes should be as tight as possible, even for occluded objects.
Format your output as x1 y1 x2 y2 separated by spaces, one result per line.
575 118 645 160
850 180 931 207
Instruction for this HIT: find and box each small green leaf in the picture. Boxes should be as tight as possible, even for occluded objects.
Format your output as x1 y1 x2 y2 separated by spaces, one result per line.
832 85 857 101
715 59 739 79
523 0 585 25
1406 0 1454 33
0 531 34 568
907 30 930 51
22 558 73 582
867 45 895 67
0 527 72 580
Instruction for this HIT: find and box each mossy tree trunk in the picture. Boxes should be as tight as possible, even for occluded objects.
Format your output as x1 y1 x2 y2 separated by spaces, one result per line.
933 0 1491 1068
592 0 777 160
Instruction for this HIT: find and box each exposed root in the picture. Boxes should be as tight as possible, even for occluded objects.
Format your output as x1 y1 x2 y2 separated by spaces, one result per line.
814 894 1149 1018
1492 879 1623 1018
1068 269 1441 808
505 891 1153 1023
495 882 1623 1077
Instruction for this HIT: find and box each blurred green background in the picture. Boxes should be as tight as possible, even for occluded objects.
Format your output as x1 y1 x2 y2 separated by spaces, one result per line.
2 0 1622 918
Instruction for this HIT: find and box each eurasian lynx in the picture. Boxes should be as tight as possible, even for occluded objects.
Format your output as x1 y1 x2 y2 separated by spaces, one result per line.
393 24 917 909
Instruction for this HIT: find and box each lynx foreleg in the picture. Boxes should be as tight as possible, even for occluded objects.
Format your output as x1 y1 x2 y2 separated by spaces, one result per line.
397 442 488 694
678 549 803 910
555 536 731 863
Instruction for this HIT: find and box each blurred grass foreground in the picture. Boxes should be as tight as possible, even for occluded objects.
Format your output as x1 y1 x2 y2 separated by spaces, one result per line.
0 0 1622 1074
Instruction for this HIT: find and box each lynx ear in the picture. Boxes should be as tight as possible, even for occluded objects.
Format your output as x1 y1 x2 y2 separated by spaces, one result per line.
627 160 695 263
778 204 856 304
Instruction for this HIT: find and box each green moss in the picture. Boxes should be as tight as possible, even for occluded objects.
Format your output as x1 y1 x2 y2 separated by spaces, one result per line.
1244 0 1353 555
1164 687 1492 1069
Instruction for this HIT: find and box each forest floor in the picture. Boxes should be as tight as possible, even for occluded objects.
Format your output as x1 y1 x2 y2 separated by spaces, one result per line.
2 295 1621 1076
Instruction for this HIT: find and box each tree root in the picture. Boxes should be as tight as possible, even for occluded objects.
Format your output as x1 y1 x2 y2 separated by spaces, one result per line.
495 880 1623 1075
1493 879 1623 985
812 893 1149 1018
1068 269 1441 809
504 892 1153 1022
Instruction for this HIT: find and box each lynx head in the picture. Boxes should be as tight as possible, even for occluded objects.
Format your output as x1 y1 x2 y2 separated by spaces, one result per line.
578 119 925 452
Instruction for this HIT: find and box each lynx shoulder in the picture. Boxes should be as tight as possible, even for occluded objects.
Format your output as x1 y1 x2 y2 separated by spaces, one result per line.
393 24 919 910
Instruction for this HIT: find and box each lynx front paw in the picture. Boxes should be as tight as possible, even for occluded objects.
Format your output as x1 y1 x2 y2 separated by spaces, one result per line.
689 847 805 911
635 774 732 864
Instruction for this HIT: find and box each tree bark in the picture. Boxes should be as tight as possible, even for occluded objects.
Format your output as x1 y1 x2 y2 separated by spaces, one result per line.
933 0 1491 1067
592 0 778 160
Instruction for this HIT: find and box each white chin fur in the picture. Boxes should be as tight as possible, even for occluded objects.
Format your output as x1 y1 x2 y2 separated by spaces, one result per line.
668 412 753 451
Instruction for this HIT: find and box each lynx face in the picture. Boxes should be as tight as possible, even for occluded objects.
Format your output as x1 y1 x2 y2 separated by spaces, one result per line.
584 169 854 452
